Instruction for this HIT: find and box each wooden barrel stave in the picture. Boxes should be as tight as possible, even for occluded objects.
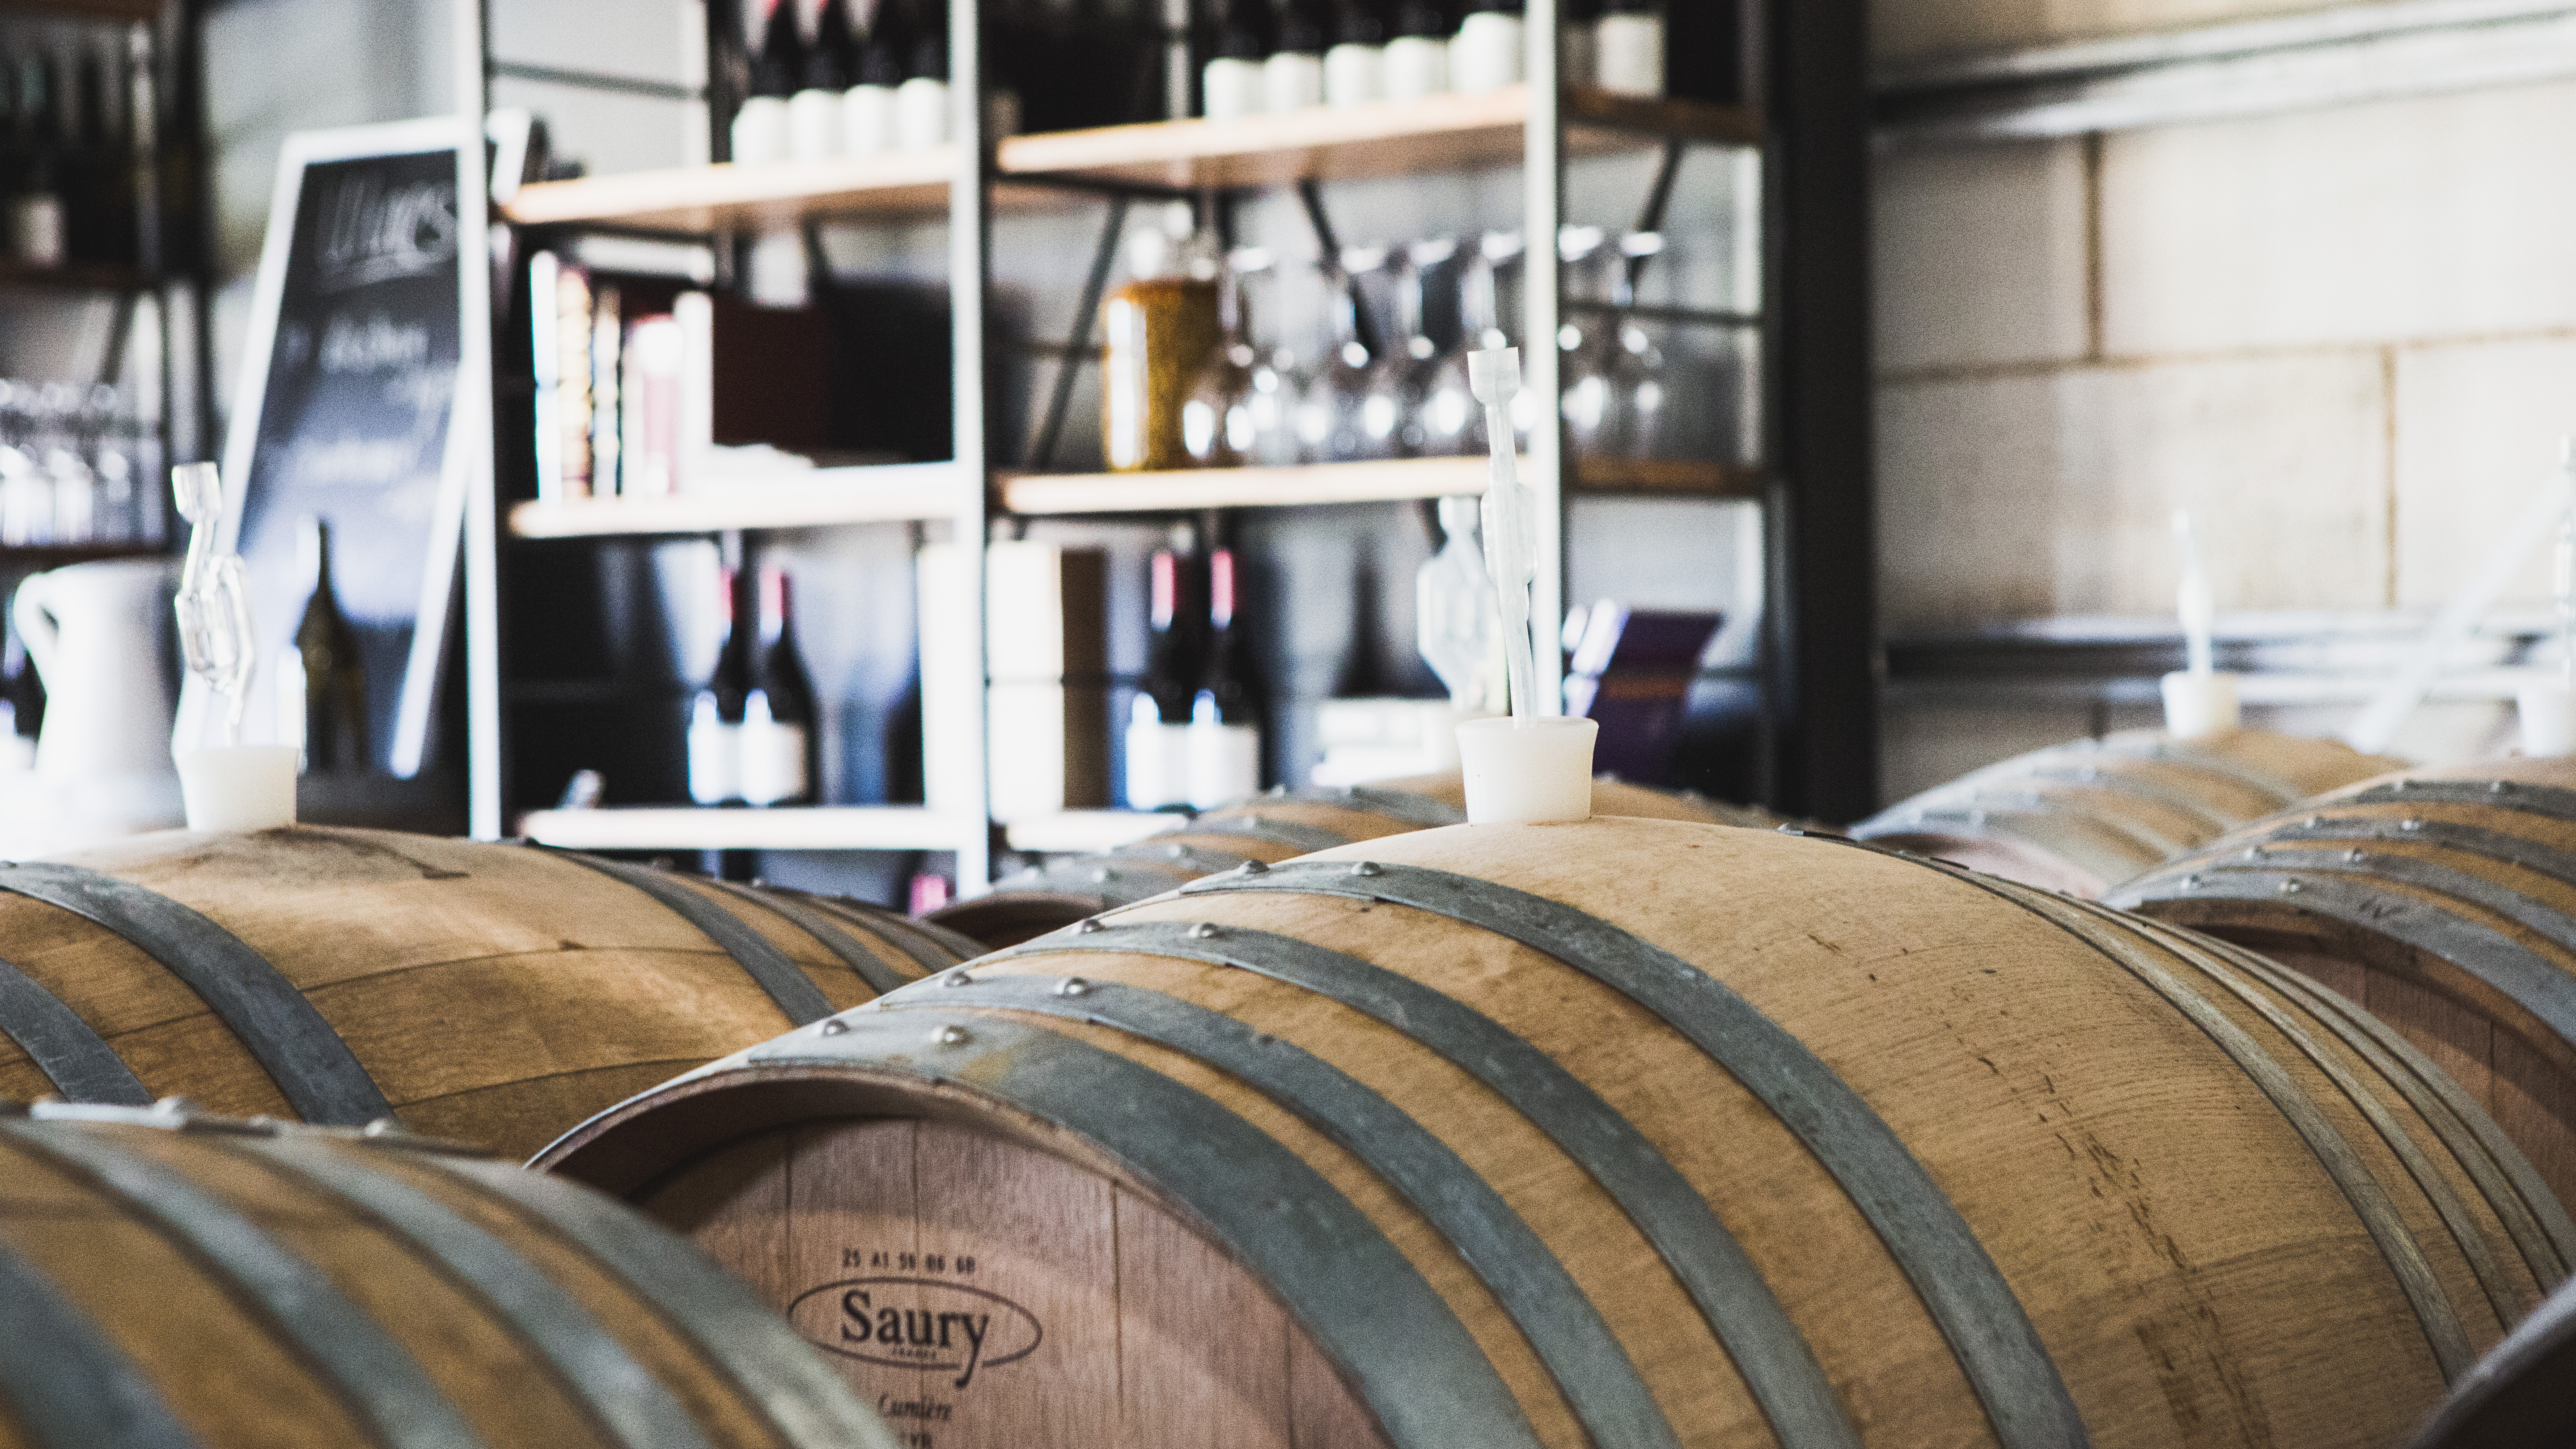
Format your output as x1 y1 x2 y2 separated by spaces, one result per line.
1856 729 2405 897
550 819 2550 1448
0 1102 894 1449
932 774 1774 950
2112 769 2576 1217
0 828 960 1158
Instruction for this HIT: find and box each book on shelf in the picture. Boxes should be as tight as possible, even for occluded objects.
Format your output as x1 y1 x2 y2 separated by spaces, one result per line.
528 254 834 504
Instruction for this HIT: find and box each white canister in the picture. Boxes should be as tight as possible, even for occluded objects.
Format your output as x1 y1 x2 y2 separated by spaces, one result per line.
1124 702 1194 810
1450 12 1524 96
843 83 898 155
1595 11 1665 96
1264 50 1326 112
787 87 845 161
1383 34 1450 100
2159 670 2242 741
2521 680 2576 756
1202 56 1266 120
896 76 949 149
1456 716 1597 824
729 95 791 165
1186 719 1261 808
1323 42 1384 106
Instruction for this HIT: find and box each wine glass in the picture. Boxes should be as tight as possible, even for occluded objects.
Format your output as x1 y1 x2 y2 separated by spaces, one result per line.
1606 230 1670 461
1294 250 1382 462
1415 236 1509 457
1182 252 1260 467
1555 225 1618 462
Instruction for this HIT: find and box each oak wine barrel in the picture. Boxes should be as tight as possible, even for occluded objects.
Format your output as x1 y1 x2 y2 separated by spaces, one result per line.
545 817 2565 1449
0 826 967 1158
2111 755 2576 1215
0 1098 894 1449
929 771 1781 949
2409 1268 2576 1448
1852 728 2402 896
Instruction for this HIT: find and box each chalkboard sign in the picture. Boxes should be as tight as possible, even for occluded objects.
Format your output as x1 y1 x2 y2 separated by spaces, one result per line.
196 117 478 780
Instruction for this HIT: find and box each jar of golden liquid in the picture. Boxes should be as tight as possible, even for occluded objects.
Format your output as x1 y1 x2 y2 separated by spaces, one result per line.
1102 218 1222 473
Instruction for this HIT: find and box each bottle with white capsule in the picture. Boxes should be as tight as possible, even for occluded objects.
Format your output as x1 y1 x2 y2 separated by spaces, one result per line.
1561 0 1601 89
1449 0 1523 96
1202 0 1271 120
896 0 949 150
1324 0 1388 107
729 0 800 164
843 0 906 155
1383 0 1452 100
1595 0 1664 96
789 0 855 159
1267 0 1329 111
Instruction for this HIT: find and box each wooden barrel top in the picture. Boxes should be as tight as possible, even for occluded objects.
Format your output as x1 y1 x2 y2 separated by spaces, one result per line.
549 817 2559 1449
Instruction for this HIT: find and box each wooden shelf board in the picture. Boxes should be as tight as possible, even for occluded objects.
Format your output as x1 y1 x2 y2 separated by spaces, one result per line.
1001 456 1489 514
509 463 968 538
1571 458 1764 498
0 261 158 293
505 148 957 231
0 0 160 20
518 806 980 852
1004 810 1180 854
0 542 168 566
1000 455 1757 514
499 89 1758 232
999 86 1760 193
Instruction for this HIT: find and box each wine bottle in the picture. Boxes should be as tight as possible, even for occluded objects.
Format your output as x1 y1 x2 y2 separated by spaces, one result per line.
898 0 950 151
791 0 857 159
1125 543 1200 810
1595 0 1665 96
1562 0 1603 90
1201 0 1270 122
740 565 818 807
688 564 753 805
730 0 801 164
1384 0 1452 100
1451 0 1524 96
283 517 371 775
1266 0 1329 113
1188 545 1261 806
1324 0 1388 108
845 0 908 155
1101 203 1223 473
9 49 65 268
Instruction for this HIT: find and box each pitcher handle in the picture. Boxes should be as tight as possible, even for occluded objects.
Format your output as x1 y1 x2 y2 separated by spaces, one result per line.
11 573 58 683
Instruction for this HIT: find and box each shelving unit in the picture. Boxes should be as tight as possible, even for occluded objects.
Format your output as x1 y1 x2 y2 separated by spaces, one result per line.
517 805 983 853
506 462 969 538
471 0 1874 891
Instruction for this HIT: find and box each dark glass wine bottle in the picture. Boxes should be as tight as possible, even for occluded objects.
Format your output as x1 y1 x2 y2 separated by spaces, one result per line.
1126 542 1202 809
291 517 370 775
1201 0 1271 120
10 48 65 268
689 564 753 805
1188 544 1261 805
741 566 817 807
755 0 805 91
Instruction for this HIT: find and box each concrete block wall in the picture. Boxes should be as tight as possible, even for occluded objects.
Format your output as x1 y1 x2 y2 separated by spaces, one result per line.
1878 71 2576 635
1872 2 2576 798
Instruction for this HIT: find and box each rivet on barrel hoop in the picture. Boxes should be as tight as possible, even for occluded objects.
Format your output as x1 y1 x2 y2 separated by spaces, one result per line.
1076 917 1105 933
1189 922 1222 940
2402 818 2423 832
1238 858 1269 875
2182 874 2201 889
1092 868 1115 883
1351 861 1382 877
942 969 974 987
153 1096 197 1117
2491 780 2509 793
362 1117 407 1137
2347 849 2368 863
820 1018 850 1035
932 1024 970 1047
1055 977 1091 998
2305 816 2322 828
2279 879 2304 895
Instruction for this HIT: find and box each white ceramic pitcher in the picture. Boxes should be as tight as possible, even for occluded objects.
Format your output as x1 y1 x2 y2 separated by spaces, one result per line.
13 558 181 783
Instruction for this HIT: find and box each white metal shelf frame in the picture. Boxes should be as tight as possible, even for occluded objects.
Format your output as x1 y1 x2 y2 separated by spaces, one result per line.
467 0 1774 886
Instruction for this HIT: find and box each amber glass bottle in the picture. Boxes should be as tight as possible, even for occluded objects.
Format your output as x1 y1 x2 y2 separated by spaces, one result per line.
1101 205 1221 473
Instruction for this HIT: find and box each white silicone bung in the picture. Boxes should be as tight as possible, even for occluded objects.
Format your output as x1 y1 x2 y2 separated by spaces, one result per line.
2160 670 2241 741
1457 716 1596 824
175 746 298 832
2520 681 2576 756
